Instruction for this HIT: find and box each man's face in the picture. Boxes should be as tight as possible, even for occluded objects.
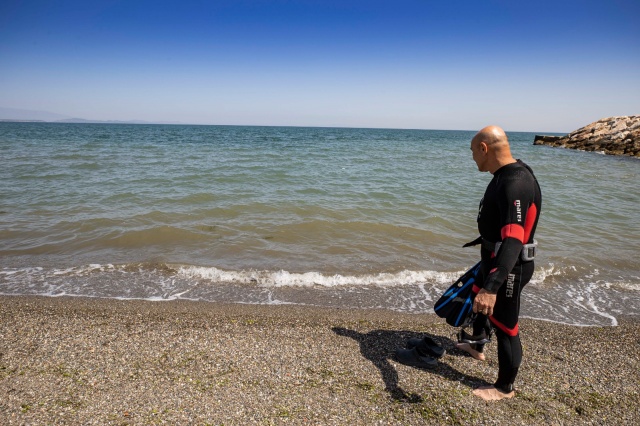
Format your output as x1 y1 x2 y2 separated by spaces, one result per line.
470 138 486 172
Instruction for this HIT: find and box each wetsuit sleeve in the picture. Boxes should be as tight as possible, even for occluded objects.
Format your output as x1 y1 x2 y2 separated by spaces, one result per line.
482 176 530 293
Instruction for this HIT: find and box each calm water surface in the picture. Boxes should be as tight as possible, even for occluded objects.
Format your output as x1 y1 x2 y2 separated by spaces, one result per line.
1 123 638 326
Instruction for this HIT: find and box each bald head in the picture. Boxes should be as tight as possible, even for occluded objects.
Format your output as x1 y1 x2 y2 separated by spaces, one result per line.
470 125 515 173
472 125 509 148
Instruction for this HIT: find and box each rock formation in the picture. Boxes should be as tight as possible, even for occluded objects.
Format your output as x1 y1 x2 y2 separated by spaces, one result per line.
533 115 640 157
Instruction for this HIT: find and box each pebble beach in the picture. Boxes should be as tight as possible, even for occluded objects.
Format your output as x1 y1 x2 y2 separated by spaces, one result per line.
1 295 638 425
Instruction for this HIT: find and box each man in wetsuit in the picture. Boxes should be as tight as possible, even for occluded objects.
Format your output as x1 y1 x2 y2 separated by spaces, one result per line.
457 125 542 400
395 125 541 400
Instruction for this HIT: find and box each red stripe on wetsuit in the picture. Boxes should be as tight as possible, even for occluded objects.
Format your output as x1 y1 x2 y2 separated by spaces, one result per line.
489 202 538 267
487 204 538 336
489 315 520 336
501 202 538 244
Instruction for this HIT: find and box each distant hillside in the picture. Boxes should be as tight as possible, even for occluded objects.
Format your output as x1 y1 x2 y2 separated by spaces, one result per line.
55 118 151 124
0 107 72 122
0 107 182 125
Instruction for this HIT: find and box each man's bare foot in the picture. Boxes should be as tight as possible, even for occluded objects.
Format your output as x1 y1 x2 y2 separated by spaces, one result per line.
455 342 485 360
472 385 515 401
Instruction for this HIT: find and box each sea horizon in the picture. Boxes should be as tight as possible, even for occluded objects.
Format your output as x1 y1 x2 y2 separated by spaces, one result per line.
0 108 572 133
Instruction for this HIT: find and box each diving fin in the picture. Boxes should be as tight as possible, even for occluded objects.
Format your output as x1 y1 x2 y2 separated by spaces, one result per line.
433 262 482 327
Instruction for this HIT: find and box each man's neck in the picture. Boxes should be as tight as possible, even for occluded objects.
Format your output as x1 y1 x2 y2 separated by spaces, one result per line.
489 157 517 174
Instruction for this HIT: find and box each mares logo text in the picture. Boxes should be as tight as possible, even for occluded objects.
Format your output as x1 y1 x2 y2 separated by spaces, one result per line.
506 274 515 298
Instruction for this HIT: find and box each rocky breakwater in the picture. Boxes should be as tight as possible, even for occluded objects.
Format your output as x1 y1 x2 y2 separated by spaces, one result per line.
534 115 640 157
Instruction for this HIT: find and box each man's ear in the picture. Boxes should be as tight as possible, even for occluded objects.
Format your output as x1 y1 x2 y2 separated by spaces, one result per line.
480 141 488 153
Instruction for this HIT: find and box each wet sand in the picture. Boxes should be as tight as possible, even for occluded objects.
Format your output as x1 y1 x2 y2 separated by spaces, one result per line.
1 295 638 424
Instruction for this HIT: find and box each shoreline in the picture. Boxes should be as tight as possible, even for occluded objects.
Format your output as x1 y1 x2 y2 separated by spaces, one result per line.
1 295 639 424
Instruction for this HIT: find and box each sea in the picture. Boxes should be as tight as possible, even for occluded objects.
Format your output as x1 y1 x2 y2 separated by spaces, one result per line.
1 123 638 327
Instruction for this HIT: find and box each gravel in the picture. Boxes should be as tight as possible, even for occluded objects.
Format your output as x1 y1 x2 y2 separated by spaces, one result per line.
1 295 638 425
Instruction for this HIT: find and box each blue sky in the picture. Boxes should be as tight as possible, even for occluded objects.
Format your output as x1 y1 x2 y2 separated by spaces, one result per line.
1 0 638 132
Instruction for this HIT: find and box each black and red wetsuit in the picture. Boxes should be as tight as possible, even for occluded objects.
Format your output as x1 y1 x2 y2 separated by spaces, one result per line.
474 159 542 392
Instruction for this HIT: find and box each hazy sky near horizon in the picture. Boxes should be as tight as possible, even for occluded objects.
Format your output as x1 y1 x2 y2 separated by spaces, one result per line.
1 0 638 132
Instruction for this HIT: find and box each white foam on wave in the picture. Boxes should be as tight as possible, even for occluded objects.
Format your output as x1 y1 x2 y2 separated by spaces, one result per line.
0 266 43 276
176 265 460 288
3 262 636 326
31 264 118 277
608 280 640 292
565 282 619 326
528 263 577 286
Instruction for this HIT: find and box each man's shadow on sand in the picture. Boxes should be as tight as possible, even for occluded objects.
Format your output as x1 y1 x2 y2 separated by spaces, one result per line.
332 327 489 403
